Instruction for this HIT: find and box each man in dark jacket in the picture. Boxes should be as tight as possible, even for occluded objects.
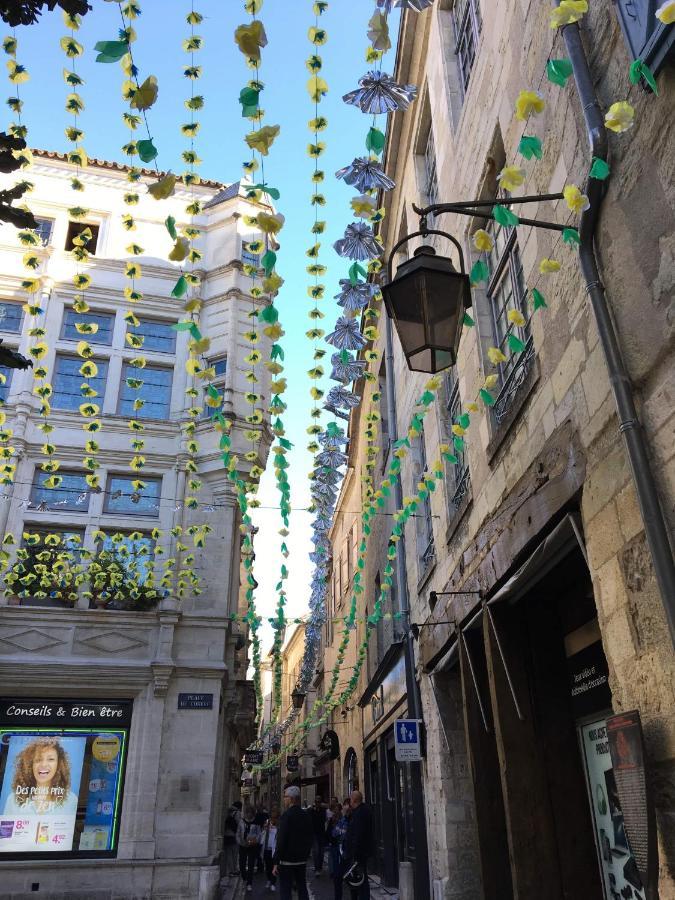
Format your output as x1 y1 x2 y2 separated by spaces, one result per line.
310 794 327 874
273 786 313 900
344 791 373 899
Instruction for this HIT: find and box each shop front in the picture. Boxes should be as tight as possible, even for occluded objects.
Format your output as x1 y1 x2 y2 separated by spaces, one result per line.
428 514 653 900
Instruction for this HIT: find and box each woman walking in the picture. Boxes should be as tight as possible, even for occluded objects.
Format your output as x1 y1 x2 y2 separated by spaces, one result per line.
236 805 262 893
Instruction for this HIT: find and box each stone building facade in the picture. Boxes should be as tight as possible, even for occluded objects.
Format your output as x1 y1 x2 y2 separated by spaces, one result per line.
0 153 269 898
325 2 674 899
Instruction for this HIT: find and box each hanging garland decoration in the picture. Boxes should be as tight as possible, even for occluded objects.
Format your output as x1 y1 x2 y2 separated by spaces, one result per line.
60 9 106 493
234 0 292 723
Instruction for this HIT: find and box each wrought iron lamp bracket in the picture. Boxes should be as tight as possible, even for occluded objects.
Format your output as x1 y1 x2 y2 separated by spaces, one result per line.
412 192 566 234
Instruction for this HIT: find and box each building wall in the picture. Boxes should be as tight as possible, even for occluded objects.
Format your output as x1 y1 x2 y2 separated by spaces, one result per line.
0 156 270 898
324 1 674 897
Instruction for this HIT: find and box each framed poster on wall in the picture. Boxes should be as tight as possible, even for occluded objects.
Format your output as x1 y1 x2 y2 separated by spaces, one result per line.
0 699 132 859
579 717 646 900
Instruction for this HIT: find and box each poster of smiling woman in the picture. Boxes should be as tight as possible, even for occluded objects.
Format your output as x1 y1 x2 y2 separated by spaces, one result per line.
0 734 85 852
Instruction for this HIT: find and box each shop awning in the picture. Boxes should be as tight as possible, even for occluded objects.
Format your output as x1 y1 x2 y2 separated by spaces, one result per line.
429 512 586 675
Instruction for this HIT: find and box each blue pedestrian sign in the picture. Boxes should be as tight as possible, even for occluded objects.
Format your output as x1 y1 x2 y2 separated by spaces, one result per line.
394 718 422 762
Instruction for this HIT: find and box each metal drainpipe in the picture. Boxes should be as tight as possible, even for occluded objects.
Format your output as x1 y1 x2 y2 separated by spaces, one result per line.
563 21 675 646
384 313 430 897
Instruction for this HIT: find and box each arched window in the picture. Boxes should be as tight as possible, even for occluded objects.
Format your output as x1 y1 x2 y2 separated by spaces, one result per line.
343 748 359 796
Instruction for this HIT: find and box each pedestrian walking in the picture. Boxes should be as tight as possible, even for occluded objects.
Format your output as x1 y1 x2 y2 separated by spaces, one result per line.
328 799 351 900
254 803 270 874
272 785 313 900
310 794 327 875
343 791 374 899
263 809 279 892
236 805 262 893
222 800 242 876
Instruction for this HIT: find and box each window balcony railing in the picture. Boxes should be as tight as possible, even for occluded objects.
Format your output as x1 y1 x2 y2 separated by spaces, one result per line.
492 334 535 426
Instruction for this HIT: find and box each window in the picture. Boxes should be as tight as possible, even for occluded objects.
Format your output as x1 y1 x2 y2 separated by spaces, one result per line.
130 318 177 354
483 214 533 425
31 470 90 512
423 127 439 211
614 0 674 76
210 356 227 378
412 427 435 576
65 220 100 254
340 544 349 599
241 241 260 268
33 216 54 247
61 309 114 345
17 528 85 606
452 0 482 94
119 364 172 420
0 365 14 404
445 371 470 513
0 301 23 333
53 354 109 411
100 532 154 585
378 361 389 449
104 474 161 517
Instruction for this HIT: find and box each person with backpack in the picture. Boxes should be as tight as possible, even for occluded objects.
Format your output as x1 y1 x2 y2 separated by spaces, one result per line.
272 785 313 900
236 805 262 893
223 800 242 876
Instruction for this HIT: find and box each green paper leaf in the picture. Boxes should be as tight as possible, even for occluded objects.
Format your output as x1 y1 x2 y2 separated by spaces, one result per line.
260 304 279 324
189 323 202 341
260 249 277 276
453 436 465 452
493 205 519 227
172 321 193 332
94 40 128 63
508 333 526 354
547 58 573 87
443 451 458 464
531 288 547 310
137 139 158 163
463 312 474 327
479 388 495 407
629 59 658 95
518 134 543 161
165 215 177 240
348 261 367 285
365 126 385 155
562 227 580 246
171 275 188 298
239 86 260 116
252 182 281 201
470 259 489 285
457 412 470 429
419 390 435 406
589 157 610 180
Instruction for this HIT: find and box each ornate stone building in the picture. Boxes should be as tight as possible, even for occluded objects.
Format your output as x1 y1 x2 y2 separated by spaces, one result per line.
0 153 269 898
326 2 674 898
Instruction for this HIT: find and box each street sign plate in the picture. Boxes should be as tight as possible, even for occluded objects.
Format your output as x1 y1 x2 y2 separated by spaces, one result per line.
394 718 422 762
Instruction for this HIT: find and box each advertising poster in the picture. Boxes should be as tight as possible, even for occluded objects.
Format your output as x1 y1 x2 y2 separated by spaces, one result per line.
0 699 131 859
579 718 646 900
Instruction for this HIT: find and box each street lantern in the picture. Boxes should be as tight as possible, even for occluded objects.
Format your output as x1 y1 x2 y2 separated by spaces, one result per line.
291 685 306 710
382 234 471 374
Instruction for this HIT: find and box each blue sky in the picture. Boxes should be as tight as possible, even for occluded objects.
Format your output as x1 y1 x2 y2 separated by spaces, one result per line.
12 0 399 648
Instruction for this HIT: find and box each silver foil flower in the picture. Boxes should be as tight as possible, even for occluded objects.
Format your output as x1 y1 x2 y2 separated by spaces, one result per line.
330 350 367 384
377 0 433 10
336 278 379 314
335 156 395 193
333 222 382 261
319 425 349 447
326 385 361 412
326 316 367 350
343 71 418 114
316 448 349 469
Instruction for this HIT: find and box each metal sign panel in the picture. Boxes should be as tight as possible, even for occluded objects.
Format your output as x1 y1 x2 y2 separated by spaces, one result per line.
394 719 422 762
177 693 213 710
244 751 264 766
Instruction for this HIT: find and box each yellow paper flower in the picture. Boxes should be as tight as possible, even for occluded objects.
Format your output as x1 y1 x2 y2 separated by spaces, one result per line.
539 258 561 274
550 0 588 27
245 124 280 156
466 402 479 413
307 76 328 101
473 229 493 252
234 20 267 61
351 194 377 218
656 1 675 23
257 211 285 234
6 59 29 83
507 309 526 327
451 424 465 437
169 237 190 261
487 347 507 365
498 166 526 192
515 90 545 120
563 184 590 214
148 173 176 200
604 101 634 133
79 402 99 417
21 278 41 294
